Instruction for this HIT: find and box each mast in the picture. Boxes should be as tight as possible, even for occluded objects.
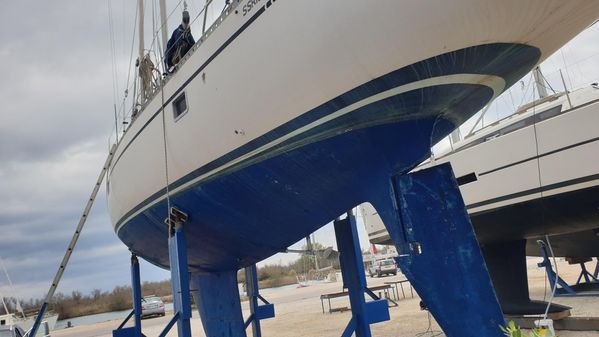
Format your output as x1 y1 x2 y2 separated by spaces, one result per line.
0 259 24 318
159 0 168 55
533 66 549 98
138 0 144 65
0 294 9 317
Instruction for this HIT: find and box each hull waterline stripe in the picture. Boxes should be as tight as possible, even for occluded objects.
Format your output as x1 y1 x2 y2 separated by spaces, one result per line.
369 173 599 241
434 97 599 162
478 135 599 177
115 74 506 233
467 172 599 213
111 5 268 171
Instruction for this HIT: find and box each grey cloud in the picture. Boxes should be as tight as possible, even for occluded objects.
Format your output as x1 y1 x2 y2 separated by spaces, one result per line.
0 1 194 300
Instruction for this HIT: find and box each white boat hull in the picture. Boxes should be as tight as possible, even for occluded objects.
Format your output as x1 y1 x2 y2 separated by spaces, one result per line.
366 87 599 250
108 0 599 238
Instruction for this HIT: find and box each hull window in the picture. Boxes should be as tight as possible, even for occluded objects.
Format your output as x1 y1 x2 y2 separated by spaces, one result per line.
173 92 188 121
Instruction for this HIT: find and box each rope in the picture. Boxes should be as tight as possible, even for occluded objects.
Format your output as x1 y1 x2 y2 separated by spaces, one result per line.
156 68 173 234
530 72 559 321
414 311 444 337
543 235 559 320
530 80 543 198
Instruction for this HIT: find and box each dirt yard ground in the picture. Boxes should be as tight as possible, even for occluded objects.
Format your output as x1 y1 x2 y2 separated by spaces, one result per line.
54 257 599 337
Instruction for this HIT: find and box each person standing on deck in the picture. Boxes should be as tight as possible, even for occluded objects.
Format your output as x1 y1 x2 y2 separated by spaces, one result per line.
165 10 195 71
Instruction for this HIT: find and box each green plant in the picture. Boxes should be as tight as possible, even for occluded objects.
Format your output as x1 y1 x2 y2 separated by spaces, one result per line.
500 321 543 337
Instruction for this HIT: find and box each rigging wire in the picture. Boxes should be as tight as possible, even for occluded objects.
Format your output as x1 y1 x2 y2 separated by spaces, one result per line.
153 0 166 75
124 2 140 102
114 0 231 136
107 0 122 138
152 0 158 66
529 71 560 321
117 0 144 130
539 70 557 95
107 0 119 108
507 87 517 112
560 49 574 90
518 74 534 108
148 0 185 56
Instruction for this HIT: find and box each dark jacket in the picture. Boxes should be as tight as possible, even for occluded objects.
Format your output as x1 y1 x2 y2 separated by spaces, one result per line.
165 25 196 69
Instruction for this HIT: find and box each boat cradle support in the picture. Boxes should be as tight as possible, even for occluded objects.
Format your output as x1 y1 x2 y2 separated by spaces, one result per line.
243 264 275 337
112 254 144 337
167 220 193 337
114 209 195 337
371 162 506 337
334 213 390 337
537 242 599 297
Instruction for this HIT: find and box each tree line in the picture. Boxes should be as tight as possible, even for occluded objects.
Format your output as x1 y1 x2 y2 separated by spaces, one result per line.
0 246 342 320
0 280 172 320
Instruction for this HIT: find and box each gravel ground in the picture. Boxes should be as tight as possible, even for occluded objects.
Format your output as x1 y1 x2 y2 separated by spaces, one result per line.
53 257 599 337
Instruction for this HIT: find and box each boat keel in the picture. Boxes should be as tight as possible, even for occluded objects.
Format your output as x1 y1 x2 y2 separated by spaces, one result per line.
481 240 571 314
190 270 247 337
373 163 505 336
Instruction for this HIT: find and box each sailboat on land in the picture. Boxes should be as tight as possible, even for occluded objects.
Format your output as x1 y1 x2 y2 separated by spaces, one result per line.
105 0 599 335
0 260 58 336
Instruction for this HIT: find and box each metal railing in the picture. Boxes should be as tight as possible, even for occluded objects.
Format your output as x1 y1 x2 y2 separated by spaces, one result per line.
110 0 243 150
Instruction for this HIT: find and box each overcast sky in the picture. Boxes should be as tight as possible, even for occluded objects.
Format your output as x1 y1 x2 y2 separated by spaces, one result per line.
0 2 598 303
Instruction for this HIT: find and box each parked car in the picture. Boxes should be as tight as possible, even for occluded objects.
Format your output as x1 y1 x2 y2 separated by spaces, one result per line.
0 325 26 337
368 258 397 277
141 296 165 318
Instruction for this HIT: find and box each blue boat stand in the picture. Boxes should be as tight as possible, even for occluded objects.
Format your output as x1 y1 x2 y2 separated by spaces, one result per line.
537 241 599 297
112 254 144 337
372 162 506 337
243 264 275 337
114 163 508 337
574 259 599 287
334 213 390 337
167 219 193 337
113 206 194 337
